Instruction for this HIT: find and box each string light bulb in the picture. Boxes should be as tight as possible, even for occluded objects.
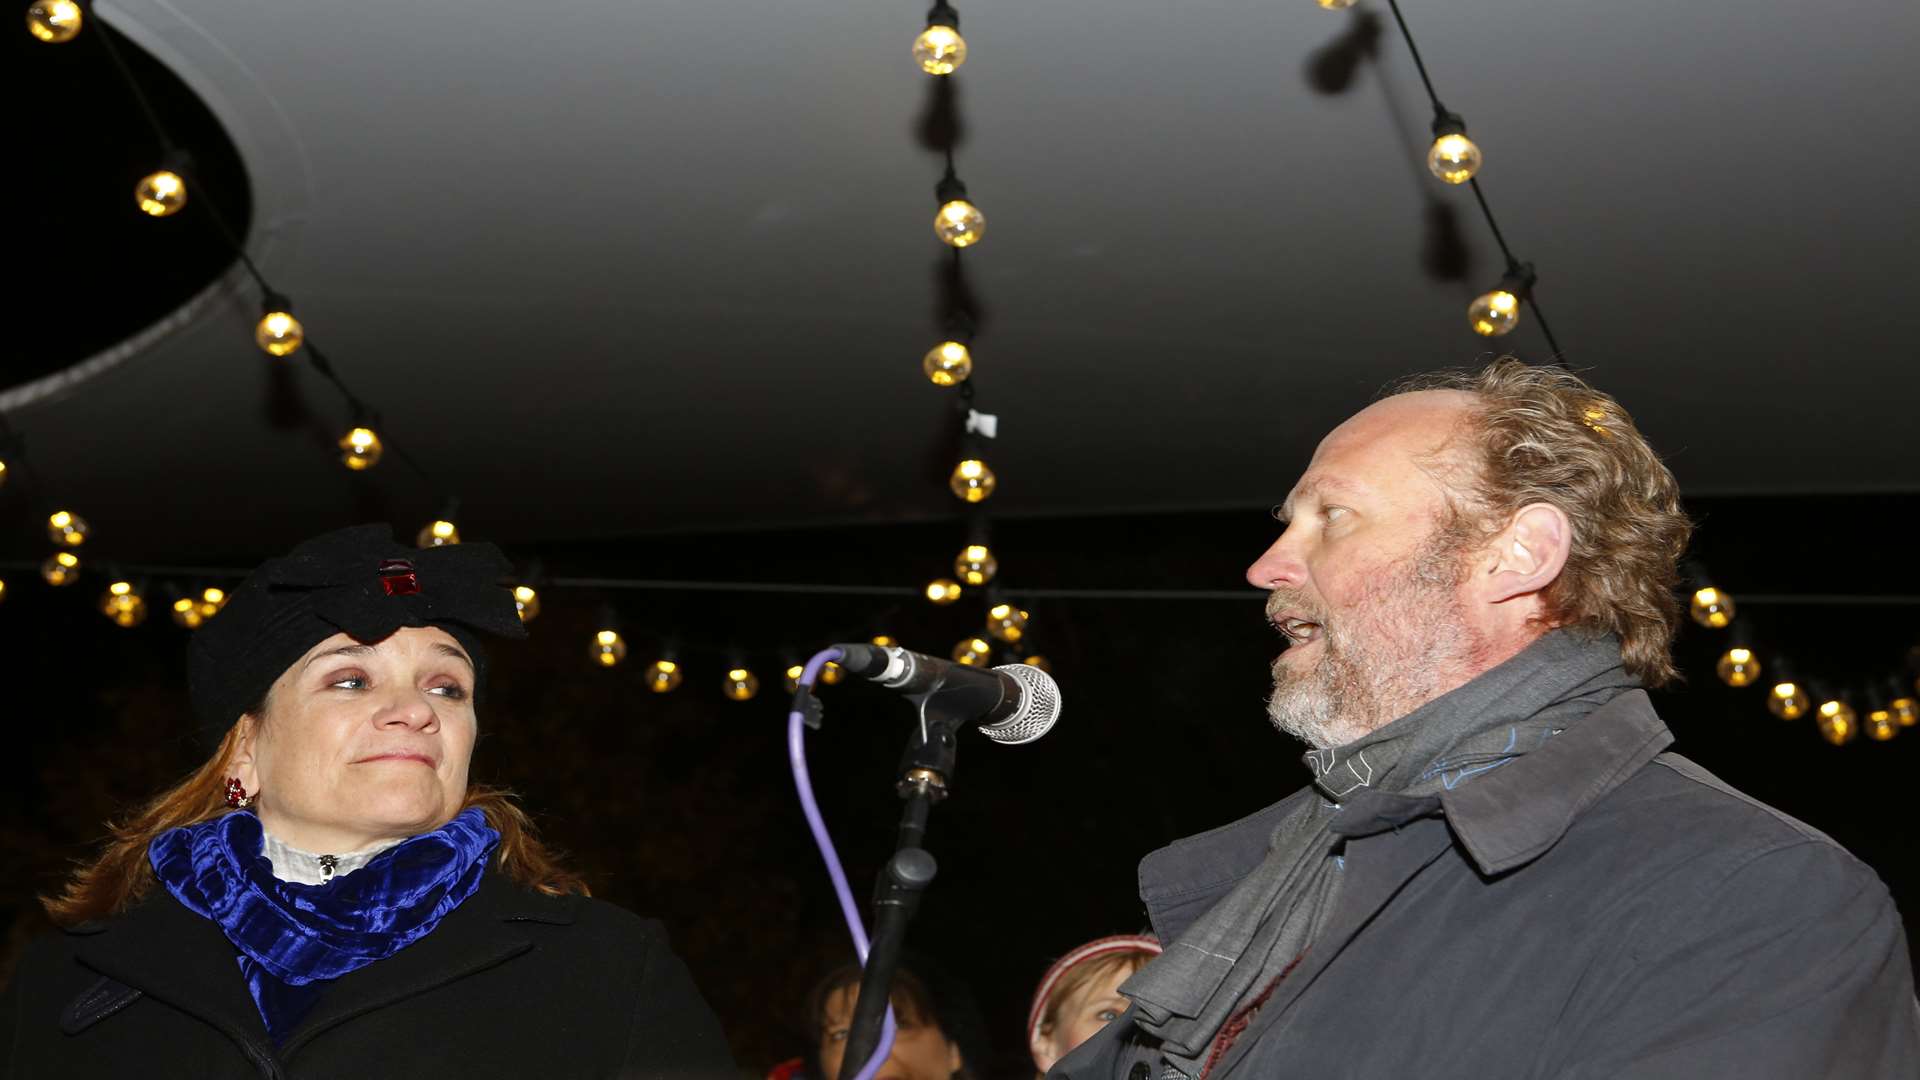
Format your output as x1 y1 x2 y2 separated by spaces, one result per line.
135 169 187 217
339 426 383 470
934 199 986 248
819 661 844 686
511 584 540 623
1426 112 1481 185
1316 0 1358 8
0 457 7 488
254 302 304 358
912 2 966 76
417 519 460 547
986 603 1030 643
47 509 89 547
1715 646 1761 688
42 551 79 586
590 629 627 668
197 587 227 618
784 664 807 693
1022 654 1052 674
646 659 683 692
100 580 147 628
1468 289 1520 337
171 597 206 629
1890 696 1919 728
1865 707 1898 742
952 637 992 667
1815 698 1856 745
870 635 898 648
954 544 997 586
923 340 973 386
26 0 83 42
1689 586 1735 629
949 458 996 502
0 578 7 604
1767 680 1808 720
723 668 760 701
925 578 964 605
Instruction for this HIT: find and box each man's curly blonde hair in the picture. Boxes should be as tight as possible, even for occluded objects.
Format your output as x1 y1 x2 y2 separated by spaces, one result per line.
1388 359 1693 686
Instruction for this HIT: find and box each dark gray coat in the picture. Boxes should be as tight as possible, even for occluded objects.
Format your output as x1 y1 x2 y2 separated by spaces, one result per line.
1 871 737 1078
1054 691 1920 1079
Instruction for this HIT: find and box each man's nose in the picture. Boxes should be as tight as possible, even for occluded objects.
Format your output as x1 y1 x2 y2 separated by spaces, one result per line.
1246 529 1307 590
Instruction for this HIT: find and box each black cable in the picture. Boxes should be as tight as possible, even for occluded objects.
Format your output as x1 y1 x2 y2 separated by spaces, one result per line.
1382 0 1447 117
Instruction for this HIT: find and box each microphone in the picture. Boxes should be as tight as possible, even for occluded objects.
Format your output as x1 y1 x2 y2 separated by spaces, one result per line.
834 644 1060 745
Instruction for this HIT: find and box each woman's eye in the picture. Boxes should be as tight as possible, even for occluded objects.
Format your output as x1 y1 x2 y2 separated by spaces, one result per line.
428 683 470 700
1096 1009 1120 1022
328 674 367 691
828 1028 849 1043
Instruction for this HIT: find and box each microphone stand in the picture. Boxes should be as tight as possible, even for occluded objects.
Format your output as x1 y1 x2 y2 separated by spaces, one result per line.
837 680 996 1080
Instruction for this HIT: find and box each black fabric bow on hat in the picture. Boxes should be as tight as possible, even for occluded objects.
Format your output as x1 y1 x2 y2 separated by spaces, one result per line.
188 524 527 750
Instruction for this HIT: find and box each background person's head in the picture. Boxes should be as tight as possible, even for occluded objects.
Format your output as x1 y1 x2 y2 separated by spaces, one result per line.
1247 359 1690 748
1026 935 1161 1075
807 965 968 1080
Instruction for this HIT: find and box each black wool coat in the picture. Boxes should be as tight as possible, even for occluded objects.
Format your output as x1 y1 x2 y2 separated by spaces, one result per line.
1053 691 1920 1079
1 870 738 1078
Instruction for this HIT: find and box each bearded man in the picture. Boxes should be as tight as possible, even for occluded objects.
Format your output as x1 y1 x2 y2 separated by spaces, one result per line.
1052 360 1919 1079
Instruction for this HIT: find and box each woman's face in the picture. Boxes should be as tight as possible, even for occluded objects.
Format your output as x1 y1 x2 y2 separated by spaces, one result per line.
1032 961 1136 1074
231 626 477 853
819 984 962 1080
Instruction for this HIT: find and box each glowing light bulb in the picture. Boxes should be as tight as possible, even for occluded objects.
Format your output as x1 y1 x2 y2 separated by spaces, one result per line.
723 668 760 701
100 581 147 627
952 637 992 667
912 24 966 75
646 660 683 692
954 544 997 586
934 200 985 248
784 664 806 693
511 584 540 623
925 578 964 605
42 551 79 586
339 426 383 470
820 661 844 686
1890 697 1919 728
1022 654 1052 674
1865 708 1898 742
986 602 1030 643
0 578 6 604
26 0 82 43
197 587 228 618
1816 699 1856 745
1715 647 1761 688
590 629 627 667
417 519 460 547
923 340 973 386
0 458 7 488
1427 134 1482 185
135 170 187 217
255 310 304 357
171 597 205 629
1468 290 1520 337
47 509 89 547
949 458 996 502
1767 681 1809 720
1689 587 1734 629
870 635 898 648
1316 0 1357 8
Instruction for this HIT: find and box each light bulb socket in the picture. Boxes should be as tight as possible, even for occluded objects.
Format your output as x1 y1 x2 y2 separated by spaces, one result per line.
1724 619 1756 649
935 171 970 205
943 312 977 345
925 1 959 32
1499 261 1538 300
260 290 293 316
519 558 547 589
1430 110 1467 140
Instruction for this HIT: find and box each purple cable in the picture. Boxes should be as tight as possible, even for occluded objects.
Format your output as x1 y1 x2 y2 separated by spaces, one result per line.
788 646 898 1080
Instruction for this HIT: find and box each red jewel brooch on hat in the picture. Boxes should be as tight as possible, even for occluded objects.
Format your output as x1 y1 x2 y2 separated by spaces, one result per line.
378 558 422 596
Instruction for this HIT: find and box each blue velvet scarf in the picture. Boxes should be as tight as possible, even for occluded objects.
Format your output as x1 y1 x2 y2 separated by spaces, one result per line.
149 808 499 1044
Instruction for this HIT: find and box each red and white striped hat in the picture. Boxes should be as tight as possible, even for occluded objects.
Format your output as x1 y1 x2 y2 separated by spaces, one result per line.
1025 934 1163 1047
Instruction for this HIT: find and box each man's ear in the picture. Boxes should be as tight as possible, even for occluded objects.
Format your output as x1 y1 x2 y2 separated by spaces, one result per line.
1476 502 1572 605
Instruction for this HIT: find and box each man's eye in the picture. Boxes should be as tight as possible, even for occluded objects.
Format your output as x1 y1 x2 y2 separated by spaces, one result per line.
1323 506 1349 521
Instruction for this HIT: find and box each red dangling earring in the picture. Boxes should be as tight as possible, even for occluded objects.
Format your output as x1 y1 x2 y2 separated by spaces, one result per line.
224 777 254 809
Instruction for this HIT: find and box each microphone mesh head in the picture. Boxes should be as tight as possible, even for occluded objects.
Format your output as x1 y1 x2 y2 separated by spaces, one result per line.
979 663 1061 745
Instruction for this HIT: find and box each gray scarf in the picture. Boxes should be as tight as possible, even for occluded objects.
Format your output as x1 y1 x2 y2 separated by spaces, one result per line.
1121 629 1638 1075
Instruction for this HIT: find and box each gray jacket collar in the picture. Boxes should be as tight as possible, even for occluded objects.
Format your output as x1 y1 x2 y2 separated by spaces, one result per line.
1139 689 1673 942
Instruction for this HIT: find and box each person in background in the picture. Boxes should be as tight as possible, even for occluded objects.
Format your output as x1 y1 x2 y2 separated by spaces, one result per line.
800 962 981 1080
1026 935 1162 1077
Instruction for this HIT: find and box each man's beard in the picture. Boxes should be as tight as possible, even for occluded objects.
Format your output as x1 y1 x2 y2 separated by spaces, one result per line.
1265 526 1480 750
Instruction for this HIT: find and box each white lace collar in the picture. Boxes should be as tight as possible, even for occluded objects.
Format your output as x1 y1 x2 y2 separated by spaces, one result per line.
259 827 404 885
